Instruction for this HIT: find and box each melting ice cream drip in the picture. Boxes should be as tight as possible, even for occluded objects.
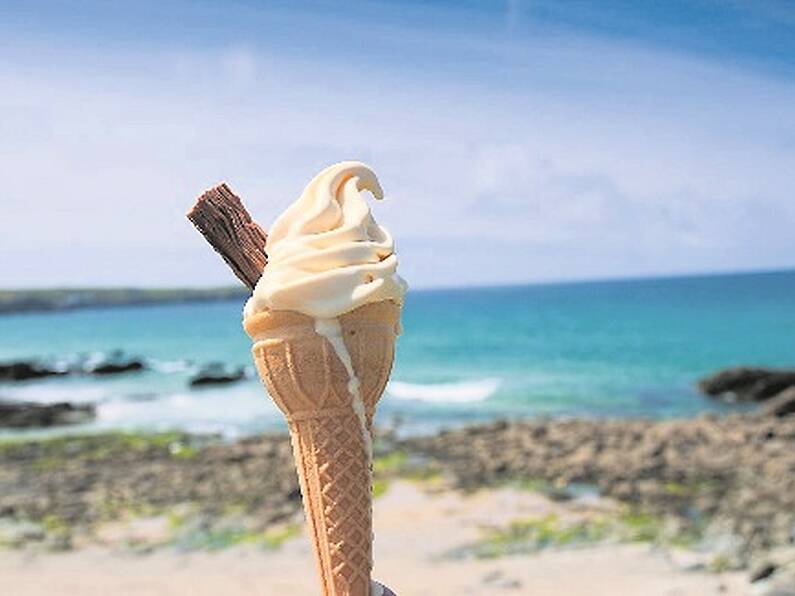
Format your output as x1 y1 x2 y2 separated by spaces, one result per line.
313 318 373 464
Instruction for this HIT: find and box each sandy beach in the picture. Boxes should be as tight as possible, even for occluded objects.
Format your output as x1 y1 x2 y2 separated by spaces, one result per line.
2 414 794 595
0 481 747 596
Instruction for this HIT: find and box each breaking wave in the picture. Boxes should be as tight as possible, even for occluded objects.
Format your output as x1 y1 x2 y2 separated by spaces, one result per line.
386 378 500 403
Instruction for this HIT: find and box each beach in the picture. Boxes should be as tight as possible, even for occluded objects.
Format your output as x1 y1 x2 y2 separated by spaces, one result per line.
0 483 748 595
1 414 794 594
5 0 795 591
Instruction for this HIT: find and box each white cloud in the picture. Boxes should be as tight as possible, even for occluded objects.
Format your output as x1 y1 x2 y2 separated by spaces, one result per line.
0 20 793 288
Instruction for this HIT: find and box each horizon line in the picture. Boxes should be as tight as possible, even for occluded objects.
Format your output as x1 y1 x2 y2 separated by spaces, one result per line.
3 265 793 295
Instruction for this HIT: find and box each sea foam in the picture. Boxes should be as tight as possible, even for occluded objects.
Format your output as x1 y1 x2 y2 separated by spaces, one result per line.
387 378 500 403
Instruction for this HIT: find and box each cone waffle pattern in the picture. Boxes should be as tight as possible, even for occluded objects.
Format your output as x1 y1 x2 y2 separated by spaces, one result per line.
246 301 400 596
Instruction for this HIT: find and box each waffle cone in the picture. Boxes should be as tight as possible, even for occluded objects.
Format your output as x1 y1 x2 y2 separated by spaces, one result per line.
245 301 400 596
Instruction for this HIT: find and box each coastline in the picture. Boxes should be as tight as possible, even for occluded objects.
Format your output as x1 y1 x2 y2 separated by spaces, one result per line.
2 272 794 592
2 414 793 594
0 288 248 315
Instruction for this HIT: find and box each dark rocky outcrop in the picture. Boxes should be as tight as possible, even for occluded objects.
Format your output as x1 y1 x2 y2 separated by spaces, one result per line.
761 388 795 418
0 361 66 382
698 367 795 403
88 360 145 375
750 562 777 583
189 365 246 387
0 401 95 428
0 355 147 382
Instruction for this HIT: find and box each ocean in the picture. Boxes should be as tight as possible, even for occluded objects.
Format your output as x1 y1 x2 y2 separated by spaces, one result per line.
1 270 793 438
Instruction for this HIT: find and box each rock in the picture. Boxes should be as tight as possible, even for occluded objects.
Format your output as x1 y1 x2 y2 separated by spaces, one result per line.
698 368 795 402
0 401 95 428
0 355 146 380
751 562 778 583
189 365 246 387
88 360 145 375
755 556 795 596
0 361 66 381
762 388 795 418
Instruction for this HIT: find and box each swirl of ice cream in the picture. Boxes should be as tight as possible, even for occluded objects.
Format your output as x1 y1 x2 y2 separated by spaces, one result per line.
244 161 407 319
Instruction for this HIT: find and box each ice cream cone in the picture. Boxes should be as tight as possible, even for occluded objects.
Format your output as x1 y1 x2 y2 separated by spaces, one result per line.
245 300 401 596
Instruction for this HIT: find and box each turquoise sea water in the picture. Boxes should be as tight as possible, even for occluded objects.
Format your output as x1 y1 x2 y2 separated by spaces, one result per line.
1 270 793 438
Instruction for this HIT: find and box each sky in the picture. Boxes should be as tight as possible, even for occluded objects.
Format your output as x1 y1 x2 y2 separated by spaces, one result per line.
1 0 794 289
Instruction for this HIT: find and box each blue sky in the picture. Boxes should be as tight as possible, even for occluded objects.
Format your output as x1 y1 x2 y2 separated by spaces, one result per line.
1 1 794 288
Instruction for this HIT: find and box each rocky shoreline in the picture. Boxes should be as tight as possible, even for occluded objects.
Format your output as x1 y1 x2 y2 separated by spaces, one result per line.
0 402 95 428
2 365 794 589
0 354 249 403
407 415 795 564
1 412 794 588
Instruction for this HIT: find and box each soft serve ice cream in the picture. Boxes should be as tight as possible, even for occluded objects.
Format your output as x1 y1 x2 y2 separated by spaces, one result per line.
244 161 407 320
